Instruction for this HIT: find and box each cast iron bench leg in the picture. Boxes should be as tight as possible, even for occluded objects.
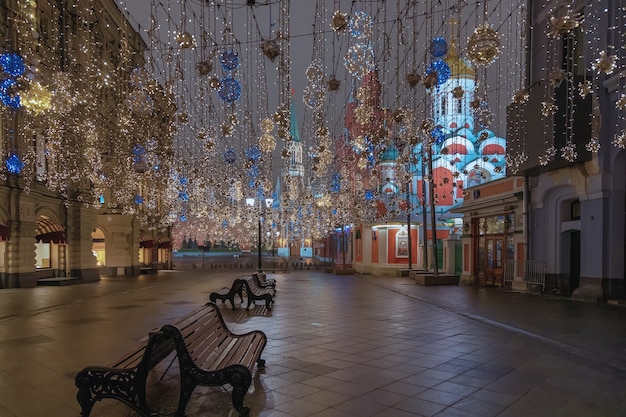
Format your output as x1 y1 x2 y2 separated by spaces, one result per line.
75 368 156 417
174 365 252 417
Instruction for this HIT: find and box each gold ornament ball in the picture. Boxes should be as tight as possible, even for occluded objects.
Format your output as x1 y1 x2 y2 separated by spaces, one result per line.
467 22 501 66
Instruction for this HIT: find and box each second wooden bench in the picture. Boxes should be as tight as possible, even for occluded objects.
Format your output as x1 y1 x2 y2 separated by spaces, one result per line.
243 275 276 310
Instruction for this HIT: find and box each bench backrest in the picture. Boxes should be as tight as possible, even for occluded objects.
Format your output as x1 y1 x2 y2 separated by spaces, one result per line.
161 302 266 371
244 275 263 293
131 329 175 380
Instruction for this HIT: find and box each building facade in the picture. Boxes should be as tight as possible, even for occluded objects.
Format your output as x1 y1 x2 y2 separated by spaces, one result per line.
506 0 625 301
0 0 174 288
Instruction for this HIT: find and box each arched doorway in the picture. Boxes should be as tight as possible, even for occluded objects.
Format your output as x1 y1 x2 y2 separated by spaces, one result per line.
91 228 105 267
34 216 67 277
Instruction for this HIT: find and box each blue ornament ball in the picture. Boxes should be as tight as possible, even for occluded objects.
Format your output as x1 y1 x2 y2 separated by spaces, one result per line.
245 145 261 162
0 53 25 77
430 37 448 58
426 60 451 86
431 127 446 144
5 153 24 174
132 144 146 156
218 77 241 103
223 149 237 164
219 50 239 72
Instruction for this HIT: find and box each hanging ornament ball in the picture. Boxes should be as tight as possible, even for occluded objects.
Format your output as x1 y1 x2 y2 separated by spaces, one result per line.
549 11 584 38
426 60 451 86
219 50 239 71
132 144 146 156
431 128 446 144
130 67 150 88
344 43 375 77
303 85 325 109
134 195 144 205
466 22 501 66
0 77 22 109
176 31 194 49
196 60 213 76
430 37 448 58
423 71 438 89
260 133 276 153
223 149 237 164
245 145 261 162
349 11 373 39
218 77 241 103
0 52 25 77
261 117 274 132
306 62 324 83
221 122 234 137
406 72 422 88
592 51 618 75
327 75 341 91
5 153 24 174
331 10 348 33
261 39 280 62
210 77 221 89
21 81 51 114
177 112 189 123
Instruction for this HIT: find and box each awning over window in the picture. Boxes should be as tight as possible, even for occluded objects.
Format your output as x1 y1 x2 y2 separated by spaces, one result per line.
37 231 67 244
158 240 172 249
140 240 157 248
35 218 66 244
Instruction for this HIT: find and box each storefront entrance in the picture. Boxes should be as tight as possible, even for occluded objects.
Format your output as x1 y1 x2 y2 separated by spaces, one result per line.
474 214 514 287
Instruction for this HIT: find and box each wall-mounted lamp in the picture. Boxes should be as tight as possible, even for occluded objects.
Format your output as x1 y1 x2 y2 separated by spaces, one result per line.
463 222 470 233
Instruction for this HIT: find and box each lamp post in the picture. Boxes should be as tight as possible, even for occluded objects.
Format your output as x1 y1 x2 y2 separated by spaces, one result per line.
246 197 273 272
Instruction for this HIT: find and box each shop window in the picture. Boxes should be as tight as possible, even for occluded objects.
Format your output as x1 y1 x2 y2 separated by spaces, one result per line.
35 241 51 269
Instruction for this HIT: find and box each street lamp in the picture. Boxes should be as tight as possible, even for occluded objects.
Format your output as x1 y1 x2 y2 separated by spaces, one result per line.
246 197 273 272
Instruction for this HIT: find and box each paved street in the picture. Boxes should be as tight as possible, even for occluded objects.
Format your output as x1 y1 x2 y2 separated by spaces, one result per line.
0 269 625 416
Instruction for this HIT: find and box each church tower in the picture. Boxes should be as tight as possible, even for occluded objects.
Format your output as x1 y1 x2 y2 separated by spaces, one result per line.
287 99 304 177
432 22 476 132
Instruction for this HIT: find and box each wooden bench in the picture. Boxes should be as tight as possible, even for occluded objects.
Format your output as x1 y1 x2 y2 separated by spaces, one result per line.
253 272 276 288
209 278 245 309
243 275 276 310
160 302 267 416
75 302 267 417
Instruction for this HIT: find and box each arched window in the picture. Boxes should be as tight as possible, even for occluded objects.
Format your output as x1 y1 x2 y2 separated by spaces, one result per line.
441 95 447 116
457 97 463 114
